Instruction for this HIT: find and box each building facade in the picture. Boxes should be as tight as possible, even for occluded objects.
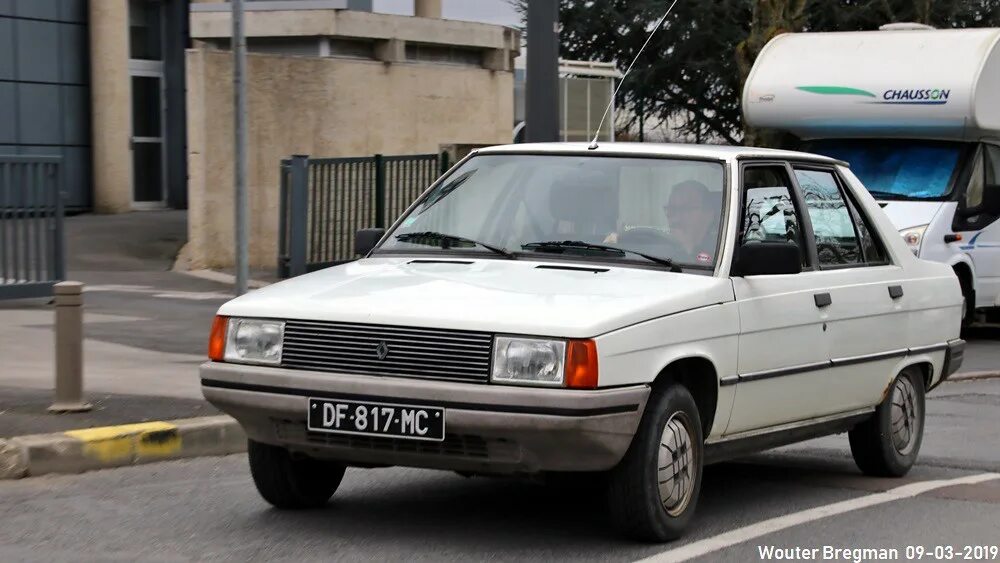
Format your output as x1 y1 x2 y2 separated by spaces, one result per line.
2 0 519 273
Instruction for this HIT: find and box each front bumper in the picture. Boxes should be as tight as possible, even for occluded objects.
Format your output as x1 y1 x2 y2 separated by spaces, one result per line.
938 338 965 385
200 362 649 474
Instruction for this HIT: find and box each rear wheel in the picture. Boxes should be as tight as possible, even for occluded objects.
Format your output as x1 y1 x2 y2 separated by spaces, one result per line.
607 385 703 542
248 439 346 509
848 367 925 477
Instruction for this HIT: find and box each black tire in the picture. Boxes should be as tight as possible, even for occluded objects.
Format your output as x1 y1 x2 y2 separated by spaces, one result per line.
848 367 925 477
961 284 975 330
607 384 703 542
247 439 346 509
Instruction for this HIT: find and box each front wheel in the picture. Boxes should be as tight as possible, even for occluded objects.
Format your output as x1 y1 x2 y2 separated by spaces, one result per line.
848 367 925 477
607 385 703 542
248 439 346 509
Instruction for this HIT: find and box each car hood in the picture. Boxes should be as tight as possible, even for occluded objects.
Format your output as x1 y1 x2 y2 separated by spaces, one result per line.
877 201 945 231
219 257 734 338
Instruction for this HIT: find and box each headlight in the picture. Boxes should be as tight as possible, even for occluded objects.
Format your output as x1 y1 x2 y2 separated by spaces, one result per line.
899 225 928 256
225 318 285 365
492 337 566 386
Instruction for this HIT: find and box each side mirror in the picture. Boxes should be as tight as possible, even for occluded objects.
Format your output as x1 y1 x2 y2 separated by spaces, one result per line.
355 228 386 257
732 241 802 276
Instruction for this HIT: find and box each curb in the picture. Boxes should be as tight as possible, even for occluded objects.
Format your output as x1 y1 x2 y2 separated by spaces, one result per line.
950 370 1000 382
0 415 246 480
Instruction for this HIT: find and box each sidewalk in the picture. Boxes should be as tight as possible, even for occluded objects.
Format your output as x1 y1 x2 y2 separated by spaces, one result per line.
0 210 232 437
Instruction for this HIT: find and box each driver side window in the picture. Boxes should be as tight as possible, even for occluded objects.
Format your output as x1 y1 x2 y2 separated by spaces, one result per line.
741 166 806 265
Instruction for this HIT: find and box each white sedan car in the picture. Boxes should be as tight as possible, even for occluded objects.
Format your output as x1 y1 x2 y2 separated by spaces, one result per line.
201 143 964 542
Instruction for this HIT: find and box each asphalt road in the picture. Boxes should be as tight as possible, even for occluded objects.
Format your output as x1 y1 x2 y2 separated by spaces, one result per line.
2 378 997 562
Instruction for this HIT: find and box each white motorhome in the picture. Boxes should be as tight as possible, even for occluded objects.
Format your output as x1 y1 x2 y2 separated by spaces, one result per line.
744 26 1000 324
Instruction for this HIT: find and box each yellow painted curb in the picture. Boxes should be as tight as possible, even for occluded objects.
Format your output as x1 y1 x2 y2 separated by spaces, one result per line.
64 421 181 463
1 416 247 480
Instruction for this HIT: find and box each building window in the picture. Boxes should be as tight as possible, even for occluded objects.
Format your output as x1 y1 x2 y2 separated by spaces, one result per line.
129 0 164 61
406 43 482 67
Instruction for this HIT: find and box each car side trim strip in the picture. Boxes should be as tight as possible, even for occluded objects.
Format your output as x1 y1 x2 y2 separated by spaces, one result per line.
907 343 949 355
200 378 641 417
830 348 909 368
726 343 948 386
739 361 832 383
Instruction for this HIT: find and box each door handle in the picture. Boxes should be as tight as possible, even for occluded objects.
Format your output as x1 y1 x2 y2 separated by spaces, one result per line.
888 285 904 299
814 293 832 308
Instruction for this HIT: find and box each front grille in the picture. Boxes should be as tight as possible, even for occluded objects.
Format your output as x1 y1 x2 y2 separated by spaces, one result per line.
281 320 493 382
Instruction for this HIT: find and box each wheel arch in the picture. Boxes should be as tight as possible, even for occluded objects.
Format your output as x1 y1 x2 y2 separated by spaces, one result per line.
651 357 720 438
884 361 933 400
951 257 975 294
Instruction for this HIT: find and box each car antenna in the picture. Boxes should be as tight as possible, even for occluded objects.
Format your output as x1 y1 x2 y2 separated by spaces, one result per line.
588 0 680 151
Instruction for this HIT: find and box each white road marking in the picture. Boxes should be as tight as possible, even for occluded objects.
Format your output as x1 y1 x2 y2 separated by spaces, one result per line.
635 472 1000 563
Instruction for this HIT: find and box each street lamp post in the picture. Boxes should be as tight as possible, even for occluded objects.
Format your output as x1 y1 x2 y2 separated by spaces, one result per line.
233 0 249 295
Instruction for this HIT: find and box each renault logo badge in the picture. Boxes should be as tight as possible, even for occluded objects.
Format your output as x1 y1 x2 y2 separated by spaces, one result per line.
375 341 390 360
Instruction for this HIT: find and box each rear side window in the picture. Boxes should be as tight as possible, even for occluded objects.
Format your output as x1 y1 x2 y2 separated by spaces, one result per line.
741 166 806 265
794 169 863 268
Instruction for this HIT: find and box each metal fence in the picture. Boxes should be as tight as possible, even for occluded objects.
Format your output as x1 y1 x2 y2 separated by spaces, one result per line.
0 156 66 299
278 152 450 278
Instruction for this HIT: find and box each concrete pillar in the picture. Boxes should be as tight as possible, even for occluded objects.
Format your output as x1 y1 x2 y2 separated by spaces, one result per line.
89 0 133 213
414 0 441 19
375 39 406 63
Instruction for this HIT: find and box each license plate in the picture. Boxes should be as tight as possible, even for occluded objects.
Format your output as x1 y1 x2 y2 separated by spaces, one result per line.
307 398 445 442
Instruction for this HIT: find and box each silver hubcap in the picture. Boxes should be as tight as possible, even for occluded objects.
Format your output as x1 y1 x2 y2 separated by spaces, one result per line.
657 413 695 517
890 376 920 455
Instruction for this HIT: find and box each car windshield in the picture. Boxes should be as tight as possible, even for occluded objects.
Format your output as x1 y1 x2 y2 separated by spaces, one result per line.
805 139 963 200
376 154 727 270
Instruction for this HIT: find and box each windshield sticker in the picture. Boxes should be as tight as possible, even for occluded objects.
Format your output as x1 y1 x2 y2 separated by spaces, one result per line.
796 85 950 105
696 252 711 263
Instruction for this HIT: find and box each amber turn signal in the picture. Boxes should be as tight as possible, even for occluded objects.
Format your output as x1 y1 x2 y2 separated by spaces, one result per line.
208 315 228 361
565 339 599 389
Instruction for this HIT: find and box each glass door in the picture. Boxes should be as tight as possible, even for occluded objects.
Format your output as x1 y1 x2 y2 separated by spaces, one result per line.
130 69 166 207
129 0 166 208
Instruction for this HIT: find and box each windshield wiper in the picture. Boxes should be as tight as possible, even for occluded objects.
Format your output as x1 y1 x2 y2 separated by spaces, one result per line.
395 231 515 259
521 240 682 272
867 190 905 200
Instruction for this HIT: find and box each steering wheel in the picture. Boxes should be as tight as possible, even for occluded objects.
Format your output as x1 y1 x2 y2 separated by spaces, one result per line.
619 227 687 257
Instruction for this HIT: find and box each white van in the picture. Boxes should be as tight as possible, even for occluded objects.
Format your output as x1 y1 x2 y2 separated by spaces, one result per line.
744 26 1000 325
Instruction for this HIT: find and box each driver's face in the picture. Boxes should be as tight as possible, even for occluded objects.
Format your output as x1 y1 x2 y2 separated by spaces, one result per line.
665 188 710 238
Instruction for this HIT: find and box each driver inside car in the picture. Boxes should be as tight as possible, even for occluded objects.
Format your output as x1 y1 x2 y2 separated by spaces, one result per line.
605 180 719 264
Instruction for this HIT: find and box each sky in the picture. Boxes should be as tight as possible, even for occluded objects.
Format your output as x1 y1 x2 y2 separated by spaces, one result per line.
372 0 521 27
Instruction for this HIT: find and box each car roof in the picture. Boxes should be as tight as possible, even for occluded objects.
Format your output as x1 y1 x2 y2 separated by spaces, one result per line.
475 142 845 165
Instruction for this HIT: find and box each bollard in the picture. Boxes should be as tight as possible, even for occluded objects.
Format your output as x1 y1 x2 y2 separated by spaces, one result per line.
48 281 92 413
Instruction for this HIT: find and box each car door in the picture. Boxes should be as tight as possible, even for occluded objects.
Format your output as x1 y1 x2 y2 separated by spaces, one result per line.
726 163 835 434
793 165 909 411
953 144 1000 309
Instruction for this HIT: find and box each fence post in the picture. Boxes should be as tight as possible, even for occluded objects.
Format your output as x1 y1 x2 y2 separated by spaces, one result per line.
277 160 290 278
288 155 309 278
49 281 91 413
53 163 66 281
439 150 450 176
374 154 386 228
